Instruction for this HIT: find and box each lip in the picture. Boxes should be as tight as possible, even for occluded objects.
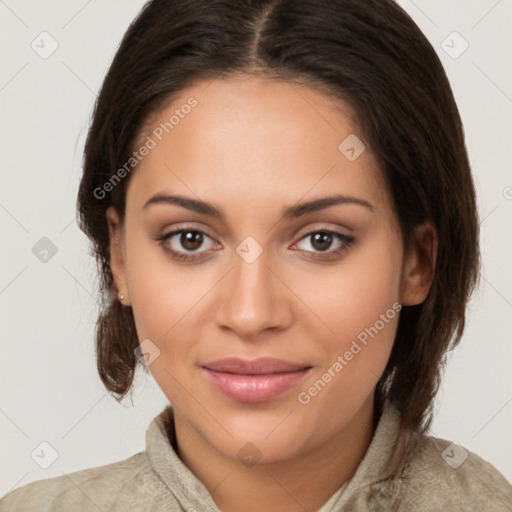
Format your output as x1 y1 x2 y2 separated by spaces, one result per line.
201 357 311 403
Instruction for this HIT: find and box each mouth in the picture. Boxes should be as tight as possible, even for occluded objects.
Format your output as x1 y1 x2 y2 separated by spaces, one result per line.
201 357 312 403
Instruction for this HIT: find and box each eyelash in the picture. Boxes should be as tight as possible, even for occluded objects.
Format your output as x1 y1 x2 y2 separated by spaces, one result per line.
154 226 355 263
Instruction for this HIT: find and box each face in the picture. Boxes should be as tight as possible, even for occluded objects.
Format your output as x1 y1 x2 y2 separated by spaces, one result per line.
107 77 434 464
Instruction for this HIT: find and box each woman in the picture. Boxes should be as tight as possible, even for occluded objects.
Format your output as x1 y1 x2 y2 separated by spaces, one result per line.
1 0 511 510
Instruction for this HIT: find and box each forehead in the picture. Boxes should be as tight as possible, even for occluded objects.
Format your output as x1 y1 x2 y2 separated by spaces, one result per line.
127 77 390 217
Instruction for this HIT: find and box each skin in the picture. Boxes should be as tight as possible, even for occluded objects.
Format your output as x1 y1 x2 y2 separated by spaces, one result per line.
106 76 436 512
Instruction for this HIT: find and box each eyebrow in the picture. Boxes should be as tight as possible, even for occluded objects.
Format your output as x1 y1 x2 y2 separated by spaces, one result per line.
143 193 374 219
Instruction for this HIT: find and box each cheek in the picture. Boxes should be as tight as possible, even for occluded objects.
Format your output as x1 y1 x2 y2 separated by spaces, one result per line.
293 288 400 448
123 240 202 407
294 230 403 342
123 229 195 342
292 233 402 408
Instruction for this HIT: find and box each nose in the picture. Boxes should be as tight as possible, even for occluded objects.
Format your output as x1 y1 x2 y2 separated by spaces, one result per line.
213 245 294 340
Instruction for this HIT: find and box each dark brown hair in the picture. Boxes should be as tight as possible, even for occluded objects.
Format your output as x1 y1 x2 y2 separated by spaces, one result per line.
77 0 479 470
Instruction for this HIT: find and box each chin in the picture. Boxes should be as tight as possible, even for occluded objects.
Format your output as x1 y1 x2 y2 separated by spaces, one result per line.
205 404 323 462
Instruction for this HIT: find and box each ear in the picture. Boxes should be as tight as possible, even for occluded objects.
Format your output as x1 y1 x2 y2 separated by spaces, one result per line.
400 222 438 306
106 206 130 306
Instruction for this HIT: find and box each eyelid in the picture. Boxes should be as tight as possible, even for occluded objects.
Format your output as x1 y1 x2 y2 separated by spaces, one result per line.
160 222 218 240
291 229 353 250
292 222 353 241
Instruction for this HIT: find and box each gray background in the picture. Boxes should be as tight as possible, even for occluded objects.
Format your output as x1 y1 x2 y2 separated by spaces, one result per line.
1 0 511 497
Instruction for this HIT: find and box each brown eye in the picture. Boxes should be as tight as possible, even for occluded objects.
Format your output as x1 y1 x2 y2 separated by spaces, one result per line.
310 231 334 252
156 227 219 263
179 231 204 251
292 229 356 261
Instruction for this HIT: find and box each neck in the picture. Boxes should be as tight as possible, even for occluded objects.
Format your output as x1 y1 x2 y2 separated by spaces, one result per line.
173 395 376 512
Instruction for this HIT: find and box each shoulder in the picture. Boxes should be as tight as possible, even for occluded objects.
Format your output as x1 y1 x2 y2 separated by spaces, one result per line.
402 432 512 510
0 452 174 512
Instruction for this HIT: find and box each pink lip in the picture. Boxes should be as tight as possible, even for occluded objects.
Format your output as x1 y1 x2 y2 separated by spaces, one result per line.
201 357 311 403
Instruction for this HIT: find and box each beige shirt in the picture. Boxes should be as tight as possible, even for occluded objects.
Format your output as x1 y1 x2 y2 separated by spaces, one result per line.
1 400 511 511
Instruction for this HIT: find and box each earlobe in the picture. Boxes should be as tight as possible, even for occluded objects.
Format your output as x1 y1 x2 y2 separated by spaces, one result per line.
400 222 438 306
106 206 130 306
